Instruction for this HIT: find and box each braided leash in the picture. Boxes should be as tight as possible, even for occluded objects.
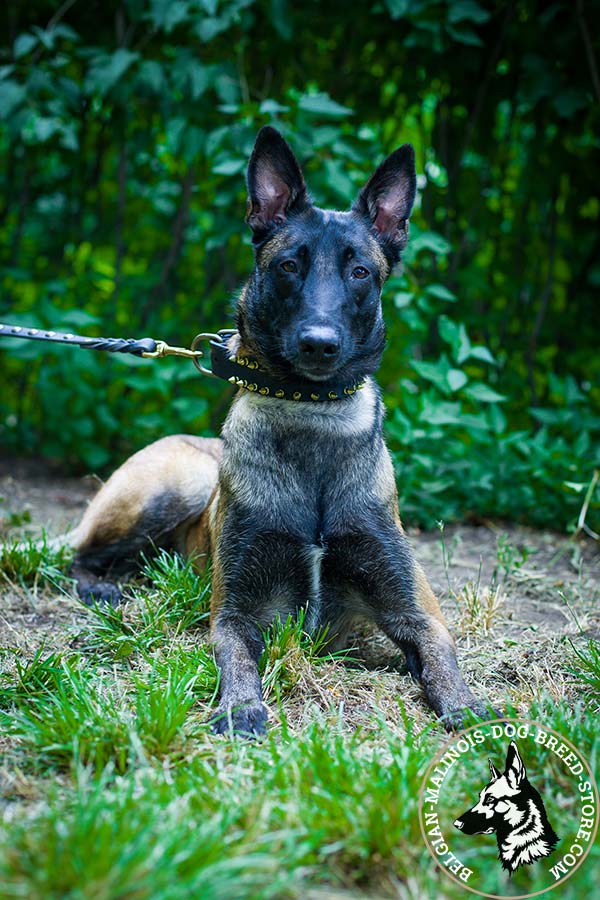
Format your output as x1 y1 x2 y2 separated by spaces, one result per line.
0 323 205 362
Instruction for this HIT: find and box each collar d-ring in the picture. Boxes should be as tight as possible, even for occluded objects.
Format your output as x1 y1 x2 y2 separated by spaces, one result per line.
191 332 224 376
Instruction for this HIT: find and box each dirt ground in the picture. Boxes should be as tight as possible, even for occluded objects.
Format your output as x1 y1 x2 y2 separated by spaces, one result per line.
1 457 599 729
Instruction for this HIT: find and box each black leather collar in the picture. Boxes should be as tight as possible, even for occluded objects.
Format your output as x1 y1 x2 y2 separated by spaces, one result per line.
208 333 365 402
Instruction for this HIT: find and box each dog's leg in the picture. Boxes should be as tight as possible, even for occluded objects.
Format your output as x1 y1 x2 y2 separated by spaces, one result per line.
210 614 267 737
324 530 491 728
209 502 315 736
400 560 494 725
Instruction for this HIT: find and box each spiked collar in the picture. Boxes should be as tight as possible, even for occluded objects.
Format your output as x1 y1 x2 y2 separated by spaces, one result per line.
208 332 365 402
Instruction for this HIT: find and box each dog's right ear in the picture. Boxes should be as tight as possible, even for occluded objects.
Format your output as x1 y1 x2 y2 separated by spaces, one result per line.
246 126 309 240
489 759 502 780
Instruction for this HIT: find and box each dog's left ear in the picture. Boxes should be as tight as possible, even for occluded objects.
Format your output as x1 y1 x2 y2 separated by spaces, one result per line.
353 144 416 258
504 740 526 789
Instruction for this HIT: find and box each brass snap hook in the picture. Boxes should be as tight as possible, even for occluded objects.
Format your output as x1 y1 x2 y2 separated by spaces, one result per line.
142 340 205 360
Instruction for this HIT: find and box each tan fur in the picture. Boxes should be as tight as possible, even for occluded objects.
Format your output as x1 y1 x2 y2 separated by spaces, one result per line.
414 560 448 625
183 488 218 564
207 489 227 622
68 435 221 554
257 232 294 268
365 232 391 281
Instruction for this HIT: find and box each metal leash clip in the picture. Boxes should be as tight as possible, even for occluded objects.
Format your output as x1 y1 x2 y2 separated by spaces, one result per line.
141 341 205 361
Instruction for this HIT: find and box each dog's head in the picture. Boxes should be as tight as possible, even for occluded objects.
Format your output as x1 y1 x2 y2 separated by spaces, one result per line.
453 741 529 836
237 126 416 384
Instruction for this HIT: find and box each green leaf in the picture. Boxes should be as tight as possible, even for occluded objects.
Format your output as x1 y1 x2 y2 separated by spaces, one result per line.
438 316 471 364
447 1 490 25
438 315 459 346
447 25 484 47
393 291 414 309
563 481 587 494
212 158 245 175
298 92 353 118
554 89 587 118
427 283 457 302
148 0 191 32
487 403 507 434
409 230 452 257
195 18 230 43
259 99 290 114
411 357 451 394
323 158 354 201
85 49 139 96
464 383 507 403
447 368 468 392
188 62 210 100
138 60 164 93
455 323 471 364
0 80 26 118
469 345 496 364
23 116 61 144
14 33 37 59
419 398 462 425
384 0 410 19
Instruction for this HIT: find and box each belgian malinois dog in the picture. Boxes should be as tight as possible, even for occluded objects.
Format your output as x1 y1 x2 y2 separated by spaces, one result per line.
454 741 559 873
65 126 490 735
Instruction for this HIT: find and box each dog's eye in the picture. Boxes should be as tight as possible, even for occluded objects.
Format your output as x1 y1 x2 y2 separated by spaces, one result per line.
352 266 370 279
280 260 297 273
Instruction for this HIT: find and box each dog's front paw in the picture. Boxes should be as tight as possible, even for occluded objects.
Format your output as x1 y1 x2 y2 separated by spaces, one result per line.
439 699 503 732
210 701 268 738
79 581 123 608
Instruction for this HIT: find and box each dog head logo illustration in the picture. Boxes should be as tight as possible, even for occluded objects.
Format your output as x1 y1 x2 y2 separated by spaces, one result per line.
453 740 559 874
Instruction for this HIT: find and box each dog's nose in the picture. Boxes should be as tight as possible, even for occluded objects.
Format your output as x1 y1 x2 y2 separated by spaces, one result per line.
298 327 341 365
453 819 464 829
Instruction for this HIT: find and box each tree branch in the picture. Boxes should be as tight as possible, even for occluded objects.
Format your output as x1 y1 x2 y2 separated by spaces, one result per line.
141 166 196 324
576 0 600 104
527 189 558 404
449 2 514 182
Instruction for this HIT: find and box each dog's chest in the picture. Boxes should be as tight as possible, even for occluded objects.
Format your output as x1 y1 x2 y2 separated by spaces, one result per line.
220 380 391 530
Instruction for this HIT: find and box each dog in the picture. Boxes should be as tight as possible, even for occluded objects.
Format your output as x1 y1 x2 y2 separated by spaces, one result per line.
62 126 491 735
453 740 559 873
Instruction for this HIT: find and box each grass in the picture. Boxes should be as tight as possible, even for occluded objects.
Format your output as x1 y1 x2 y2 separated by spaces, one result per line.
0 515 599 900
569 639 600 711
0 531 72 588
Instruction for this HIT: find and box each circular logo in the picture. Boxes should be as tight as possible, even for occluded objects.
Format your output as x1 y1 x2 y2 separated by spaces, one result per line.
418 719 598 899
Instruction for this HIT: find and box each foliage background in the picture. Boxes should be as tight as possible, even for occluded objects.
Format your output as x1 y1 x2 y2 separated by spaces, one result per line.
0 0 598 531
